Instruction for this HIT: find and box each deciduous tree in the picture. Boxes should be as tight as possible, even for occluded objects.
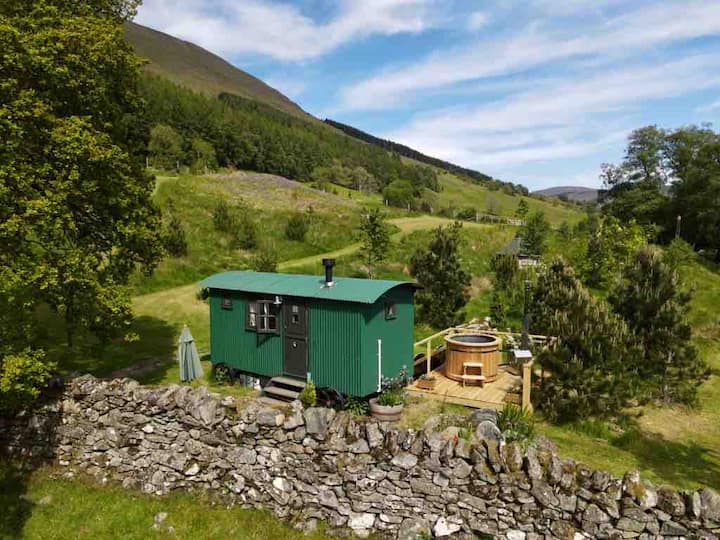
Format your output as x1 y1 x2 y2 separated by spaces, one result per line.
149 124 184 170
358 208 391 277
582 216 647 289
0 0 163 405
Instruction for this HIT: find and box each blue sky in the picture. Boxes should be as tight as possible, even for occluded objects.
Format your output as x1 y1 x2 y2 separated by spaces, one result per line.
136 0 720 190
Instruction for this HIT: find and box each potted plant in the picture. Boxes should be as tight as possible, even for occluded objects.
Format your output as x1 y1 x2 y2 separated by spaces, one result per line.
369 367 408 422
416 373 437 391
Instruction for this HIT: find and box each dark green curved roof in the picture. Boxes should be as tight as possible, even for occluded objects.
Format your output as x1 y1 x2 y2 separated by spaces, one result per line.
200 271 418 304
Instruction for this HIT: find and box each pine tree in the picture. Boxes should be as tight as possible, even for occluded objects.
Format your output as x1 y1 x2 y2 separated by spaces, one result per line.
515 199 529 220
531 258 638 421
410 222 471 329
609 247 706 404
521 211 550 257
285 213 308 242
164 216 188 257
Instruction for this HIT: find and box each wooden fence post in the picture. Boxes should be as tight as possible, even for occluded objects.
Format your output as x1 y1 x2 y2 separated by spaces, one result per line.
426 339 432 376
522 361 533 412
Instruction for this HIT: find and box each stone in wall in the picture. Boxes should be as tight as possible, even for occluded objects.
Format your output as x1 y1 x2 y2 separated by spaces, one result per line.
1 374 719 540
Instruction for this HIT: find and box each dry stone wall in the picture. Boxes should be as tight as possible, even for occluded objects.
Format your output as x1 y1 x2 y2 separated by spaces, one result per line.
2 375 719 539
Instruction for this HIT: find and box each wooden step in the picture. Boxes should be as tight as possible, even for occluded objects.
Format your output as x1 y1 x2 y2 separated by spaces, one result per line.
258 396 291 407
461 374 486 381
463 362 483 369
269 376 306 390
264 385 301 400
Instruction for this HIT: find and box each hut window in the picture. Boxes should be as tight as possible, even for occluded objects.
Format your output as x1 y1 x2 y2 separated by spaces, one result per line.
247 300 279 334
385 301 397 320
221 296 233 310
257 301 279 334
246 302 258 329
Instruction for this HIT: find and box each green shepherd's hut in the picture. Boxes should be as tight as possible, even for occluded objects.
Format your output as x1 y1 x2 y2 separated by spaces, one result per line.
200 260 418 400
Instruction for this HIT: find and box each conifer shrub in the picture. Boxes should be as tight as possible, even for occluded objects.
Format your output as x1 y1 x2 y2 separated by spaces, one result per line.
299 382 317 408
231 214 257 250
284 213 308 242
251 243 278 272
213 200 233 233
164 216 188 257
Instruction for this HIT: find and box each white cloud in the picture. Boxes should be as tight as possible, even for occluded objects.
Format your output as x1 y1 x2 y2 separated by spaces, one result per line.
697 99 720 113
136 0 443 61
383 54 720 175
466 11 488 31
338 1 720 110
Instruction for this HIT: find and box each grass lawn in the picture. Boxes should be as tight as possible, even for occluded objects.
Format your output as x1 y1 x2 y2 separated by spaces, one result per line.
0 464 331 540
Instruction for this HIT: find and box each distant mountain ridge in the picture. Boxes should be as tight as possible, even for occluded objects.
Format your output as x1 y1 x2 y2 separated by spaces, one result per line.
124 21 525 194
534 186 599 203
124 22 310 119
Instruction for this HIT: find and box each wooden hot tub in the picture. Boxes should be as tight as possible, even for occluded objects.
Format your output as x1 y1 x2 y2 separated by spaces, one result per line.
444 333 501 384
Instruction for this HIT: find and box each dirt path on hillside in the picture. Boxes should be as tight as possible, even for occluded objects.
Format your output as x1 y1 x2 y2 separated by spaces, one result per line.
278 216 492 270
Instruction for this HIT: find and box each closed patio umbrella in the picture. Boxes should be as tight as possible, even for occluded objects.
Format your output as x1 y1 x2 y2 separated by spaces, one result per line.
178 325 203 382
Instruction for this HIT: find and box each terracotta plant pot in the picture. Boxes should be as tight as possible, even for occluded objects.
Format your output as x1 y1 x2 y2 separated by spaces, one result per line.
369 398 404 422
416 377 436 391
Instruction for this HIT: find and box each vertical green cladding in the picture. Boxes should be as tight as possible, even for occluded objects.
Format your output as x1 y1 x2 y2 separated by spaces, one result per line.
207 284 416 396
208 292 282 376
364 288 415 390
308 301 364 395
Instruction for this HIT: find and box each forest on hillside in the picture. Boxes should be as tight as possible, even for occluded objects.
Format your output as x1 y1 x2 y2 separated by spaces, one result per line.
134 76 441 208
324 118 529 196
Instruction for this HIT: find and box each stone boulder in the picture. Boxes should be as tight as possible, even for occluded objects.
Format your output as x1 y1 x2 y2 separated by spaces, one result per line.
303 407 335 439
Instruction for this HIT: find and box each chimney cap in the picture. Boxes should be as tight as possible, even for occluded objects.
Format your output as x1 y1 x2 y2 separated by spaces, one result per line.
322 258 335 287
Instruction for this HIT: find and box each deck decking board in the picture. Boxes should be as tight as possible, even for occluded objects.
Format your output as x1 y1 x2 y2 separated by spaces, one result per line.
407 364 521 409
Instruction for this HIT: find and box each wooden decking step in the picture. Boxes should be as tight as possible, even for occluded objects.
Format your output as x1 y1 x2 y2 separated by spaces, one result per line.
263 385 301 400
269 376 306 390
463 362 483 368
461 374 486 381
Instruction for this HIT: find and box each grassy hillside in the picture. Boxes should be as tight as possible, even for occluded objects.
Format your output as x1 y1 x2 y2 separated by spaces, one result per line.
132 171 374 295
432 173 584 226
28 169 720 495
534 185 599 203
43 171 563 377
124 22 309 119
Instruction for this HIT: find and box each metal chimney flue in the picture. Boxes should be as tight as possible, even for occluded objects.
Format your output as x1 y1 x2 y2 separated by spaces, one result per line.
322 258 335 287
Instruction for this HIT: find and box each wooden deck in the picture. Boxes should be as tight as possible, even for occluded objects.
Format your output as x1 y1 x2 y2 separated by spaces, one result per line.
406 363 522 409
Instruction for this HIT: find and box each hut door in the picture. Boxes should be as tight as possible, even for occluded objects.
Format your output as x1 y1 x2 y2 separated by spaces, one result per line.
283 302 307 378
